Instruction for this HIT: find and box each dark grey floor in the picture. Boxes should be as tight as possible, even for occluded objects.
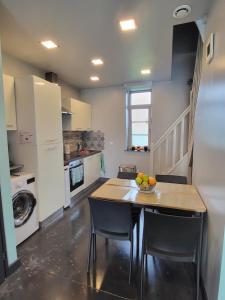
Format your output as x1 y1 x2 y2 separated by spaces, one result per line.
0 183 201 300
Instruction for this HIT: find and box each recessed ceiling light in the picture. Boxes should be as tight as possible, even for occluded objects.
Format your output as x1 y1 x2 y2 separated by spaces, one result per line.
90 76 99 81
92 58 104 66
173 5 191 18
119 19 136 31
41 40 58 49
141 69 151 75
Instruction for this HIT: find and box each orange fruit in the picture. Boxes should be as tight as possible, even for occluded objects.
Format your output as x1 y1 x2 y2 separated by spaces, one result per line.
148 177 156 186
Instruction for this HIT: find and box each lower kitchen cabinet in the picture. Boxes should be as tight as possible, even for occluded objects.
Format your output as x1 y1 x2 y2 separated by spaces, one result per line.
84 153 101 188
37 143 65 221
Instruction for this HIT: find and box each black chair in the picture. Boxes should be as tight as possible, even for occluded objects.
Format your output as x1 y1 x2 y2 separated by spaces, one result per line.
117 172 138 180
117 171 141 255
141 210 202 300
155 174 187 184
155 174 191 216
87 197 139 284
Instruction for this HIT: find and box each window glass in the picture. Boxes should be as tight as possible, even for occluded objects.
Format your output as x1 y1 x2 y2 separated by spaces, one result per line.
131 91 151 105
131 109 148 122
132 122 148 135
132 135 148 146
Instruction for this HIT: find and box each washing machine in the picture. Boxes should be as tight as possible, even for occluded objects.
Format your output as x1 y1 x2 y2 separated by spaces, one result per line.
11 173 39 246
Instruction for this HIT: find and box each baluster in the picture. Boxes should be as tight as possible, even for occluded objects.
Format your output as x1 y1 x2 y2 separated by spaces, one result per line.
165 137 169 173
172 128 177 166
180 119 185 161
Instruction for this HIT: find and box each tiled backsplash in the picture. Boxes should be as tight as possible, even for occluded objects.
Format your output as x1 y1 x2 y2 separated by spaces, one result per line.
63 130 104 152
83 130 104 151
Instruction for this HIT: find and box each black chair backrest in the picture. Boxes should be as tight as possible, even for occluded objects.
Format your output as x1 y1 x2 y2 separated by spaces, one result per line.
88 197 132 240
143 210 201 261
117 172 138 180
155 174 187 184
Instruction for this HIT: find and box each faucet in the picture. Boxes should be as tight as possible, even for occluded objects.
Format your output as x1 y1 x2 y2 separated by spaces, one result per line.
76 142 81 152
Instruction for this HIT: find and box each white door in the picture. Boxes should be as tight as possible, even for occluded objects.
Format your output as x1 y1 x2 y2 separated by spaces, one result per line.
3 74 17 130
37 143 65 221
33 77 63 145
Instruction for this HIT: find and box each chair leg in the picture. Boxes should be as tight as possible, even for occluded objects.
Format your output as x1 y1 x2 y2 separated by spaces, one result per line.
87 232 93 273
93 234 96 262
141 241 145 300
129 233 134 285
145 254 148 277
196 259 200 300
105 238 109 245
136 220 140 261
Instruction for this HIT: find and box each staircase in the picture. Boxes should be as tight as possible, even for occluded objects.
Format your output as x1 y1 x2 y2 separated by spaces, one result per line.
150 105 191 176
149 37 203 178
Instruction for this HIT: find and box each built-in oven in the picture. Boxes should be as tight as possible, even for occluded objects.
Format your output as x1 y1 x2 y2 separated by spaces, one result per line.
69 159 84 193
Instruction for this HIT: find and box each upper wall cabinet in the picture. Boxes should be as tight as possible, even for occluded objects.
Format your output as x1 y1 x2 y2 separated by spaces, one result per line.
15 76 63 145
3 74 17 130
62 98 92 131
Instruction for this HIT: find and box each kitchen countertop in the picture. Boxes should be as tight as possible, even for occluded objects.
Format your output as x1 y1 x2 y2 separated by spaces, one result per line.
64 150 101 166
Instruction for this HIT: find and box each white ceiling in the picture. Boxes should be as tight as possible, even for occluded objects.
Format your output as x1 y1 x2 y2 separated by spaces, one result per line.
0 0 210 89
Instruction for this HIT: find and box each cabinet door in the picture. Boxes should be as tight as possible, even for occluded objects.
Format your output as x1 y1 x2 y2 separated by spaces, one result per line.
84 156 92 188
71 99 91 131
91 153 101 182
84 154 101 187
34 77 63 145
37 143 65 221
3 74 17 130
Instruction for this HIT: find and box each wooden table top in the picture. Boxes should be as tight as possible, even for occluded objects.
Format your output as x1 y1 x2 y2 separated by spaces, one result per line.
91 178 206 213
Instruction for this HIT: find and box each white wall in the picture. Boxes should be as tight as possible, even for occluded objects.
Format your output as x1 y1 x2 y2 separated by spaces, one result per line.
81 53 194 178
192 0 225 299
152 53 194 142
81 86 150 178
2 52 80 99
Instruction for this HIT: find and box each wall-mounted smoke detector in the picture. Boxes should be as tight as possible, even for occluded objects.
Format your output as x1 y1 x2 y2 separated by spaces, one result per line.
173 5 191 19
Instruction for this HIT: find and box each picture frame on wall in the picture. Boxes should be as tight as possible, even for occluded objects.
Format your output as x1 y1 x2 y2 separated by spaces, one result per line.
206 33 215 64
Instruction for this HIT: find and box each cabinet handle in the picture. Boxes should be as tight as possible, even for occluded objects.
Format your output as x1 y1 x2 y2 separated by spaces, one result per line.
46 146 57 151
7 124 13 128
46 138 58 143
76 128 82 130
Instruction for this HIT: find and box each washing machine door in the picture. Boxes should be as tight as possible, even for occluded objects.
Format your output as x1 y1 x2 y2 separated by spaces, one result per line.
13 191 36 228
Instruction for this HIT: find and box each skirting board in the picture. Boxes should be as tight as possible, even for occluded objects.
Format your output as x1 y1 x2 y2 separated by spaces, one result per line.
40 207 64 230
6 258 21 276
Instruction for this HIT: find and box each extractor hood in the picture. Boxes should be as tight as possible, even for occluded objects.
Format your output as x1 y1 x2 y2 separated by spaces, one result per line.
61 106 72 115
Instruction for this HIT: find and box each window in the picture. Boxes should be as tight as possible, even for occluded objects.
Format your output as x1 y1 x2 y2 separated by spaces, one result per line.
126 90 151 150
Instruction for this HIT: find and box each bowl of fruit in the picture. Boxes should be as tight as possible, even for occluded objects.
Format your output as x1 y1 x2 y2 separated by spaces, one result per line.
135 173 157 193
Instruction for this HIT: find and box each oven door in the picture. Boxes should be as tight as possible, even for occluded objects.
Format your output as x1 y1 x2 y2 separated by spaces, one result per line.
69 163 84 192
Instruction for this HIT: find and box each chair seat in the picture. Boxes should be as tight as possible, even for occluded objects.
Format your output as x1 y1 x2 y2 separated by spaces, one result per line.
147 247 196 263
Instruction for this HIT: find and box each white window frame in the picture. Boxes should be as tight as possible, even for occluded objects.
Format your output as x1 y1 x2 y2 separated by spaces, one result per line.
126 89 152 150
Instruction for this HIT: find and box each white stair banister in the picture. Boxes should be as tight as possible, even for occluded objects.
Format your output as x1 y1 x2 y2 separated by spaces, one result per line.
150 105 191 176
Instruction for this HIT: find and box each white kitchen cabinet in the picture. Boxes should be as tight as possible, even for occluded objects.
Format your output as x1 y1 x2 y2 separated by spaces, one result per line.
33 77 63 145
62 98 92 131
15 76 63 145
3 74 17 130
37 143 65 222
12 75 65 223
84 153 101 187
